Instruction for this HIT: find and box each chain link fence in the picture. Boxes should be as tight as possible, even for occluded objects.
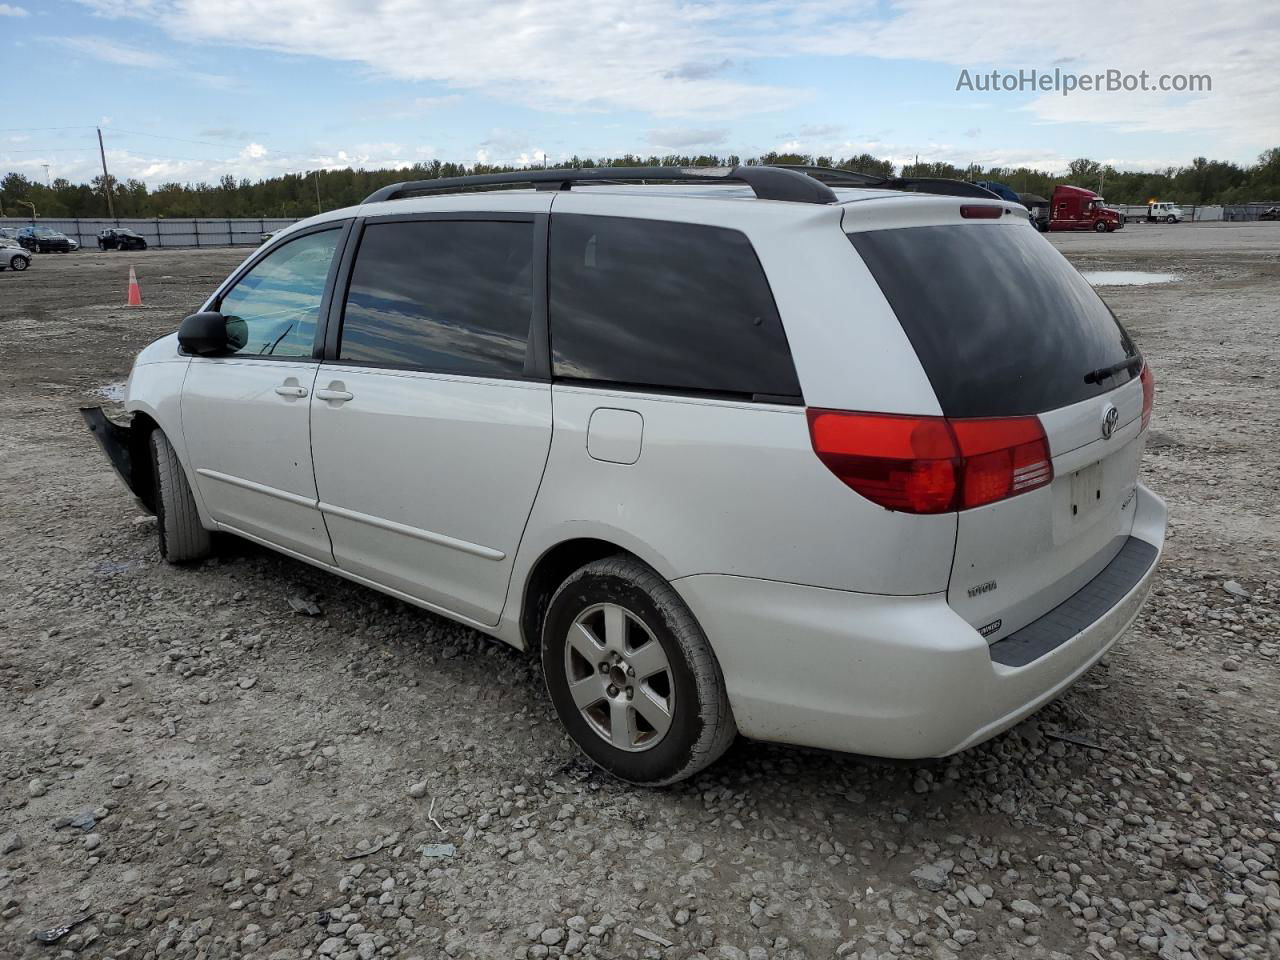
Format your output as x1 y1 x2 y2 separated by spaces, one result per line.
0 217 300 249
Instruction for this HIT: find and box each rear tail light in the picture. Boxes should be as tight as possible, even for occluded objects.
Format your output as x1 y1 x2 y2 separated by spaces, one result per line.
1140 363 1154 430
960 204 1003 219
806 409 1054 514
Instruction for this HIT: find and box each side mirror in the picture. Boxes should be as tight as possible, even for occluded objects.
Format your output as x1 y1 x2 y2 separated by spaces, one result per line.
178 311 232 356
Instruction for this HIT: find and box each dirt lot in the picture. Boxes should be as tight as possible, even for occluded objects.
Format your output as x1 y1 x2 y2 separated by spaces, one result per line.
1 225 1278 960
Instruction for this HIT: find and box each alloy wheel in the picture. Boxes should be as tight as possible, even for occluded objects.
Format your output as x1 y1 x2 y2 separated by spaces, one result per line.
562 602 675 752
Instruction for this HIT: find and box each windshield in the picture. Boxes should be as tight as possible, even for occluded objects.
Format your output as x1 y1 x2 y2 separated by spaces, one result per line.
848 223 1139 418
33 228 58 237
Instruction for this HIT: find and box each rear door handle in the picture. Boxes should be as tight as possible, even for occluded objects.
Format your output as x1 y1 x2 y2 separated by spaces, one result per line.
316 381 354 403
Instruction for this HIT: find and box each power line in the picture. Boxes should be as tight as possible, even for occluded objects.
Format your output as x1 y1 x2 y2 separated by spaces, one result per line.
0 125 96 133
1 147 232 163
109 128 229 147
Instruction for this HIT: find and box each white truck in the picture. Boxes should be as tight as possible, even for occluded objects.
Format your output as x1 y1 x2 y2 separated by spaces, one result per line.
1115 201 1186 224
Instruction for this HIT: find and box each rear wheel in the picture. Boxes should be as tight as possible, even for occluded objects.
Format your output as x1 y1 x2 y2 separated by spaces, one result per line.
541 555 736 785
149 429 211 564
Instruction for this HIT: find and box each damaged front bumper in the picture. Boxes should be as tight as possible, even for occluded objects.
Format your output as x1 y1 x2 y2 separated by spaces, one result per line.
80 406 153 512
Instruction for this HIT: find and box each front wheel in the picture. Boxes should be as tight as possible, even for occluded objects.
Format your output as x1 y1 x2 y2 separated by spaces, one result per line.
1166 215 1177 224
149 429 211 564
1094 220 1108 233
10 256 28 271
541 556 736 785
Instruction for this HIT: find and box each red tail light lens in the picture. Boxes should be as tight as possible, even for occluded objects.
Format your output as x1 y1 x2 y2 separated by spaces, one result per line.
806 409 1054 514
960 204 1003 219
1140 363 1154 430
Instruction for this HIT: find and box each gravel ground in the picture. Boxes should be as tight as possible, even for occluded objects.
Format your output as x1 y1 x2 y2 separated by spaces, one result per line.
1 226 1278 960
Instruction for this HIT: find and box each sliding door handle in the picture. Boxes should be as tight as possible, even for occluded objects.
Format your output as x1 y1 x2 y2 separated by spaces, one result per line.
316 381 354 403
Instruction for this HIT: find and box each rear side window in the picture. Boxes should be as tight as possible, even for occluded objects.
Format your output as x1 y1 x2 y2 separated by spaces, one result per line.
549 215 801 400
848 225 1138 418
339 219 534 377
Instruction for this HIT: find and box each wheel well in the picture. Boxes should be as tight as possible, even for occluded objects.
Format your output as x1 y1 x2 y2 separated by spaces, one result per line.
128 412 159 512
520 538 629 656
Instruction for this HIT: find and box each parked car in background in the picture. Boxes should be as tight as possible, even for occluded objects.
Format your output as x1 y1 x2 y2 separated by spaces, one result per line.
0 227 20 243
99 227 149 250
17 226 75 253
1259 207 1280 221
81 166 1164 785
0 244 31 271
260 230 278 244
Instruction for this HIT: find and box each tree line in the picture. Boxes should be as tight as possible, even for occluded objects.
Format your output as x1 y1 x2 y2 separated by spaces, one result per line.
2 149 1276 220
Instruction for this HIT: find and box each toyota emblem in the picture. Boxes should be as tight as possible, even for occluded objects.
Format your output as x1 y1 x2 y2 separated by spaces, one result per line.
1101 404 1120 440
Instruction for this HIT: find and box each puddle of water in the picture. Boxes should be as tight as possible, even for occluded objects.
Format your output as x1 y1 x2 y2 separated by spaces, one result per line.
93 381 127 402
1080 270 1182 286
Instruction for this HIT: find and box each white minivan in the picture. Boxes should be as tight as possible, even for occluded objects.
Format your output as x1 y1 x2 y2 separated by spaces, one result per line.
83 166 1165 785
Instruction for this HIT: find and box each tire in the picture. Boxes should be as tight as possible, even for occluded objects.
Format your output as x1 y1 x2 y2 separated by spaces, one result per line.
1094 221 1108 233
10 255 28 272
1166 215 1177 224
541 555 736 785
149 429 211 564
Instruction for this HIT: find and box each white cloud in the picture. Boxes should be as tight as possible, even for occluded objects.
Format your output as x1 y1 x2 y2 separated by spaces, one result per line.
67 0 1276 151
241 142 267 160
800 0 1279 148
0 4 29 16
69 0 807 117
646 127 729 149
53 35 175 69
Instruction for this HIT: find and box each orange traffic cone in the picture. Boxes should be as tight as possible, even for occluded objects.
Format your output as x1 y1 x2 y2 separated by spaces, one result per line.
126 266 143 307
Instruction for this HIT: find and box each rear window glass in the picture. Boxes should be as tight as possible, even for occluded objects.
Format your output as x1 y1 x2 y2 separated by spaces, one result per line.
848 225 1138 418
549 214 801 400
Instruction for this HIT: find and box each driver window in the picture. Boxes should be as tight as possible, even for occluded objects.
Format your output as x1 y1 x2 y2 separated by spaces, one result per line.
216 229 341 358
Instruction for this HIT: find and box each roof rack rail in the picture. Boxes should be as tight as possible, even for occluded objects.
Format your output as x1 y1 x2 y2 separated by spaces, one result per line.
361 165 838 205
769 164 1000 200
768 164 886 187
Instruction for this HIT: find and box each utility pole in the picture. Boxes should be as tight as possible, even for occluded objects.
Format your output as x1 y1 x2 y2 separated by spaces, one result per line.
97 127 115 219
41 164 51 188
313 170 322 215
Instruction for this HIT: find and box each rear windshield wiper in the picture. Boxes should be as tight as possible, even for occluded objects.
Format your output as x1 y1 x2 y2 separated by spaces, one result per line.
1083 355 1142 384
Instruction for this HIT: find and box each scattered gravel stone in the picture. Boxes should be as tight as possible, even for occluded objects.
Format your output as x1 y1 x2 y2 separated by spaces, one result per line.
910 860 954 892
1222 579 1251 599
3 242 1279 960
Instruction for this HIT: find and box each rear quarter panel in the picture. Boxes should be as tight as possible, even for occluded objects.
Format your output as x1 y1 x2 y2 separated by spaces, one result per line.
516 385 957 595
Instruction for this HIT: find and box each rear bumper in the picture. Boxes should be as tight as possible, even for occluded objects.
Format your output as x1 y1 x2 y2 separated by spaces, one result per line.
674 483 1165 759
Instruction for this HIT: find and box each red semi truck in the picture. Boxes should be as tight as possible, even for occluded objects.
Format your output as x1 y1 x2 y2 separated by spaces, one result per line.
1046 184 1123 233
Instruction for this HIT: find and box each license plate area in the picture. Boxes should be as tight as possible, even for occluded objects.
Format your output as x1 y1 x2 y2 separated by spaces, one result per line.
1069 461 1104 520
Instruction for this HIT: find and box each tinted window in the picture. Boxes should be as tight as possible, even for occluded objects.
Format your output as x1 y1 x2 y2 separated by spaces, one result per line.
217 228 341 358
339 220 533 377
848 225 1138 418
549 215 801 399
